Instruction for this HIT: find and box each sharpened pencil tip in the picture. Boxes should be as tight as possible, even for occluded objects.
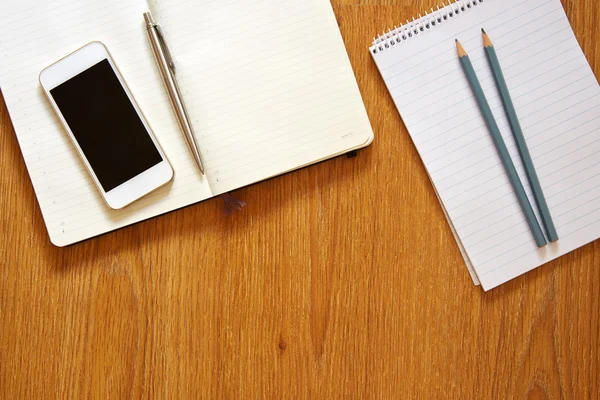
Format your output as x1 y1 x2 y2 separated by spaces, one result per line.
482 29 493 48
455 39 458 42
481 28 486 33
455 40 467 57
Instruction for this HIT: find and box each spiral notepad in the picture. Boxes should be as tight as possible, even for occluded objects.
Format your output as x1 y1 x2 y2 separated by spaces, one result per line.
371 0 600 290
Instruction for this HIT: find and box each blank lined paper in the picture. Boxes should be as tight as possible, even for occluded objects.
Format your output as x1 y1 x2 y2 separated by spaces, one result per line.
149 0 373 194
371 0 600 290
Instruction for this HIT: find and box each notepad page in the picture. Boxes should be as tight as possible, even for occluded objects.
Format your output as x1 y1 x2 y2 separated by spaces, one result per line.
148 0 374 195
371 0 600 290
0 0 214 246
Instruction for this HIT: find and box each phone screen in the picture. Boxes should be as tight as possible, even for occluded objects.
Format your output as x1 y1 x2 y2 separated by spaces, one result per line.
50 59 163 192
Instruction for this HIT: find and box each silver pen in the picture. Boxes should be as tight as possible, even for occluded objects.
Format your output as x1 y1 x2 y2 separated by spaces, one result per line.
143 12 205 175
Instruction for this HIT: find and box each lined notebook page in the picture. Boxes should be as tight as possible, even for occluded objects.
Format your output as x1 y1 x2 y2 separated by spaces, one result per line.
0 0 213 246
371 0 600 290
148 0 374 194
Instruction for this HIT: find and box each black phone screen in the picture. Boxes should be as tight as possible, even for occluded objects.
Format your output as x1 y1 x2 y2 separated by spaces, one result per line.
50 59 163 192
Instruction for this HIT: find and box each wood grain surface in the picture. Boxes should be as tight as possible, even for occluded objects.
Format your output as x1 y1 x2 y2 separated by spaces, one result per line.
1 0 599 398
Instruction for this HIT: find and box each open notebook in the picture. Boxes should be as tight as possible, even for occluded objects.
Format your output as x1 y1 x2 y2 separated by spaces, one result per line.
371 0 600 290
0 0 373 246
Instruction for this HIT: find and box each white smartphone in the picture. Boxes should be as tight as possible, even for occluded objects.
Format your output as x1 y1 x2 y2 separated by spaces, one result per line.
40 41 173 210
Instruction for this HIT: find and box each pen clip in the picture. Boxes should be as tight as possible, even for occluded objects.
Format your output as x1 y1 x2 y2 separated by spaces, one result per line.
156 24 176 74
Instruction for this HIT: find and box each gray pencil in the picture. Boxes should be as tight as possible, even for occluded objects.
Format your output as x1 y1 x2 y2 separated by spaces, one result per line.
482 29 558 242
456 40 547 248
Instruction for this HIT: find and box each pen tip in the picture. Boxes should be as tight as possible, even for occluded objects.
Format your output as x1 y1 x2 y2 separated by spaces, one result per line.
143 11 154 26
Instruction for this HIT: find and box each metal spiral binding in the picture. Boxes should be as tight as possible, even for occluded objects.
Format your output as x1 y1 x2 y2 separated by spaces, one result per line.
371 0 484 54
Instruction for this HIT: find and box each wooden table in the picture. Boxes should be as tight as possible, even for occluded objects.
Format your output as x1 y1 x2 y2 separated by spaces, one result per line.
1 0 598 398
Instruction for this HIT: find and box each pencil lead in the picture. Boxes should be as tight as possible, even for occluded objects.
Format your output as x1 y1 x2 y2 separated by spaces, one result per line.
481 28 486 34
